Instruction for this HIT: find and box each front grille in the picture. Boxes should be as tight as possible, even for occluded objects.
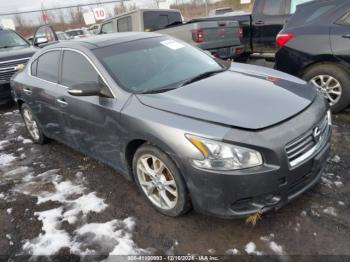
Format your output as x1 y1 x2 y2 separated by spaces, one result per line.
0 57 30 82
285 112 330 167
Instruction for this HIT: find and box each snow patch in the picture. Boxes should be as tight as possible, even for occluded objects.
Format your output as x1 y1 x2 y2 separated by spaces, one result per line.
0 153 16 167
338 201 345 206
23 208 71 256
0 140 10 150
331 155 341 163
225 248 240 255
71 218 147 256
245 242 263 255
323 207 337 216
269 241 283 255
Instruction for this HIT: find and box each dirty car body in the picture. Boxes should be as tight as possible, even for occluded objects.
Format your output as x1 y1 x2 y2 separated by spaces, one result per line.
11 33 331 218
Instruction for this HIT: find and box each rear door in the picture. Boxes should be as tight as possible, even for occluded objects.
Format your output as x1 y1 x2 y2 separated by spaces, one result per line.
28 49 68 140
330 10 350 65
252 0 288 53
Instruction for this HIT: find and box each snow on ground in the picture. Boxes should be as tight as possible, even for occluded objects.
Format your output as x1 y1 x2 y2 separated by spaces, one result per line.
17 135 32 144
0 153 17 167
4 167 149 257
323 207 337 217
225 248 240 255
244 242 263 255
269 241 284 255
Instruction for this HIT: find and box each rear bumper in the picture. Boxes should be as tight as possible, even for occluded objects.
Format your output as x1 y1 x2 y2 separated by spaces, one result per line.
0 83 13 105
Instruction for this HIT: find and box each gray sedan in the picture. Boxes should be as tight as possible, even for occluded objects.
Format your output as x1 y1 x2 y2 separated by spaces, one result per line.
11 32 332 218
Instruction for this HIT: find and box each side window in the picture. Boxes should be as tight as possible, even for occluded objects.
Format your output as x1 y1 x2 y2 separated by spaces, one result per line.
290 0 312 14
337 11 350 26
61 50 100 87
36 51 60 83
101 22 114 34
262 0 284 15
117 16 132 32
31 60 38 76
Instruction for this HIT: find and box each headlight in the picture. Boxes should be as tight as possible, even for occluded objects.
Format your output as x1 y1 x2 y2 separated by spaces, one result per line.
186 134 263 171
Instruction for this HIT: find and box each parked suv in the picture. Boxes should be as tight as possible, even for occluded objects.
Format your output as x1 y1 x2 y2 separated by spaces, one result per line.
0 28 36 104
275 0 350 113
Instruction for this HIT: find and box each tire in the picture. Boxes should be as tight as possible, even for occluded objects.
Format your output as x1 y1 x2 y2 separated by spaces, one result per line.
302 63 350 113
132 144 191 217
20 103 47 144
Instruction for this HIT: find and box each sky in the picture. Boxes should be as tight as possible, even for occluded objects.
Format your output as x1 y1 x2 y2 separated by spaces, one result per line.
0 0 159 13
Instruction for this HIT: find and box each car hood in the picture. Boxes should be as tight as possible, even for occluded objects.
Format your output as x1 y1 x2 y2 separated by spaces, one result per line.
0 46 37 62
136 64 317 130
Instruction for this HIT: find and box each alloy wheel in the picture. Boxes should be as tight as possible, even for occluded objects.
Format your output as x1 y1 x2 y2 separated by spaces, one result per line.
22 108 40 141
310 75 342 106
136 154 178 210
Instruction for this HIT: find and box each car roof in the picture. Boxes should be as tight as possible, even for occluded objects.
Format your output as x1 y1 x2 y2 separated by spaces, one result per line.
45 32 163 50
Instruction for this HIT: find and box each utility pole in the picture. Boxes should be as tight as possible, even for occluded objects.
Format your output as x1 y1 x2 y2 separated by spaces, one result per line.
204 0 208 16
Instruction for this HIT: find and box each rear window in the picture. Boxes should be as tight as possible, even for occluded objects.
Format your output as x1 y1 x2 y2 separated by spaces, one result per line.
290 0 312 14
143 11 182 31
262 0 284 16
286 3 338 26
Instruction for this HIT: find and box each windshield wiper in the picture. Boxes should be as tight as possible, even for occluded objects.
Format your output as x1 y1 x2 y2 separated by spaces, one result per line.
141 87 177 94
180 69 225 87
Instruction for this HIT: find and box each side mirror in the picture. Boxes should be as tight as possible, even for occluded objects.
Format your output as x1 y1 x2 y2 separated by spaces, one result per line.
68 82 102 97
34 37 48 47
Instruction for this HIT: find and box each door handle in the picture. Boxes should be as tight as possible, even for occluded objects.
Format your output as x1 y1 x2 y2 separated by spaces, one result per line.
23 87 32 95
342 34 350 39
56 98 68 106
255 20 265 25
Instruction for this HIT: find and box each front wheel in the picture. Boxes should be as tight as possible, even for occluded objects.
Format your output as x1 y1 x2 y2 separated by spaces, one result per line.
302 63 350 113
21 103 47 144
132 144 191 217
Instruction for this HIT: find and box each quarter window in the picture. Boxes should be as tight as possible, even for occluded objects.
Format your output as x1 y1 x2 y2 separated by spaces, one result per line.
262 0 284 16
337 11 350 26
143 11 182 31
101 22 114 34
61 50 100 87
117 16 132 32
36 50 60 82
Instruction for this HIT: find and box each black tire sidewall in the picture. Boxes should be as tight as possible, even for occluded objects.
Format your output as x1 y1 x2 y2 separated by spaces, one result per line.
20 104 46 144
132 144 191 217
302 64 350 113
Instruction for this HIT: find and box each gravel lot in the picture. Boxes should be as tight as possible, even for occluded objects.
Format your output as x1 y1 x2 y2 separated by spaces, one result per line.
0 93 349 259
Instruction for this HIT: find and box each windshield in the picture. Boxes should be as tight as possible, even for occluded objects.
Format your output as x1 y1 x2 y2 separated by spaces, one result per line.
93 36 223 93
0 30 28 48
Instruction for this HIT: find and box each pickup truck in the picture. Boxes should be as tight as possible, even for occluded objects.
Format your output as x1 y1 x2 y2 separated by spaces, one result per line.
191 0 313 59
99 9 244 59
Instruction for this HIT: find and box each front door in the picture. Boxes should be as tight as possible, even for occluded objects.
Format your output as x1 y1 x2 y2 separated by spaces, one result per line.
57 49 126 170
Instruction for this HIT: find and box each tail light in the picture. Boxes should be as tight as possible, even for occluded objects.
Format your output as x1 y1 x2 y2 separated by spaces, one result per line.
276 32 293 47
192 29 204 43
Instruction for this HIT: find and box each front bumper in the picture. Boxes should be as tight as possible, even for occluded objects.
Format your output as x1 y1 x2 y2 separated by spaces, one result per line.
186 142 330 218
183 95 331 218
